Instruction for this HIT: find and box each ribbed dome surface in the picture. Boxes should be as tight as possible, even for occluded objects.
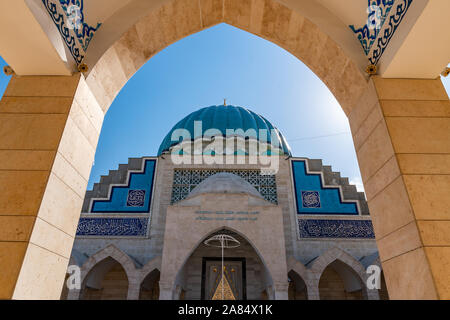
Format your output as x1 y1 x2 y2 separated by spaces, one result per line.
158 105 292 156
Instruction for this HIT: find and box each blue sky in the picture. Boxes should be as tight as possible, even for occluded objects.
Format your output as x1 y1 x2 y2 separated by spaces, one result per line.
0 24 449 191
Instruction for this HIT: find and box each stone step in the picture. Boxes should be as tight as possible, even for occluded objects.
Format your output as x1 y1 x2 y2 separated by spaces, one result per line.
307 159 323 172
100 174 111 185
128 157 144 170
108 171 120 184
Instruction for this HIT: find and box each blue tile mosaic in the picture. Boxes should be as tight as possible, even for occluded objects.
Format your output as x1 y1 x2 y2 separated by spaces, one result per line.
368 0 413 65
301 191 321 208
42 0 102 64
350 0 395 55
76 218 148 237
291 160 359 215
127 190 146 207
91 159 156 213
299 219 375 239
349 0 413 65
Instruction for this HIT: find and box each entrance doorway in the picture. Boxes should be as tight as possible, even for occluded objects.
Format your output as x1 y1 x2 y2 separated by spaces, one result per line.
174 229 272 300
201 258 246 300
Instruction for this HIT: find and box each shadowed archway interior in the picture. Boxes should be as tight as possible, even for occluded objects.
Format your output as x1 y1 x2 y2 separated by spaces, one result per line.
82 257 129 300
174 229 272 300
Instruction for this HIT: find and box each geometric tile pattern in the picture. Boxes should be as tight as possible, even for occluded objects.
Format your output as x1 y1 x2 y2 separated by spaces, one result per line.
171 169 277 204
350 0 395 55
350 0 413 65
292 160 359 216
91 159 156 213
126 190 146 207
76 218 148 237
301 191 321 208
298 219 375 239
368 0 413 65
42 0 102 65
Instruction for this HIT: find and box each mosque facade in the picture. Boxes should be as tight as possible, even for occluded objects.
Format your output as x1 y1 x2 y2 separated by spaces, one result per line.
64 105 388 300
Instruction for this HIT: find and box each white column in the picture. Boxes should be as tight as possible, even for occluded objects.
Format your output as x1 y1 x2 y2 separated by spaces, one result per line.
305 277 320 300
127 278 141 300
159 281 174 300
273 282 289 300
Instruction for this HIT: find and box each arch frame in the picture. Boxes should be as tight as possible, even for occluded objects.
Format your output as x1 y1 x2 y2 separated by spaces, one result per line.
67 244 139 300
138 256 163 284
83 0 369 78
0 0 448 302
138 259 162 300
310 247 379 300
287 256 318 300
160 193 289 299
84 0 369 116
167 226 277 300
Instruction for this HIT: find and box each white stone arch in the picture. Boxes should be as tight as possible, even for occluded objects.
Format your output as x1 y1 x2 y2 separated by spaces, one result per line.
166 226 278 300
180 226 275 282
130 256 163 300
83 0 368 76
310 247 377 300
311 247 365 277
68 244 139 300
85 0 368 116
287 256 317 300
139 256 163 284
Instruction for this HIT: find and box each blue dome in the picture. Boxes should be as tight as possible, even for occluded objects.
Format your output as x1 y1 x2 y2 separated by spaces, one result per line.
158 105 292 156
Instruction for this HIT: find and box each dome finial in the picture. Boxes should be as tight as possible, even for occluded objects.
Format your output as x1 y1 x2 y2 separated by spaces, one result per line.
223 98 227 106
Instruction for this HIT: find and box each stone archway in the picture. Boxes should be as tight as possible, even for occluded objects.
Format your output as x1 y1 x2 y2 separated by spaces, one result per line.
140 269 161 300
286 256 318 300
81 258 129 300
288 270 308 300
67 245 139 300
1 0 448 300
85 0 367 116
160 190 288 300
318 260 365 300
310 247 378 300
171 228 275 300
137 256 163 300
